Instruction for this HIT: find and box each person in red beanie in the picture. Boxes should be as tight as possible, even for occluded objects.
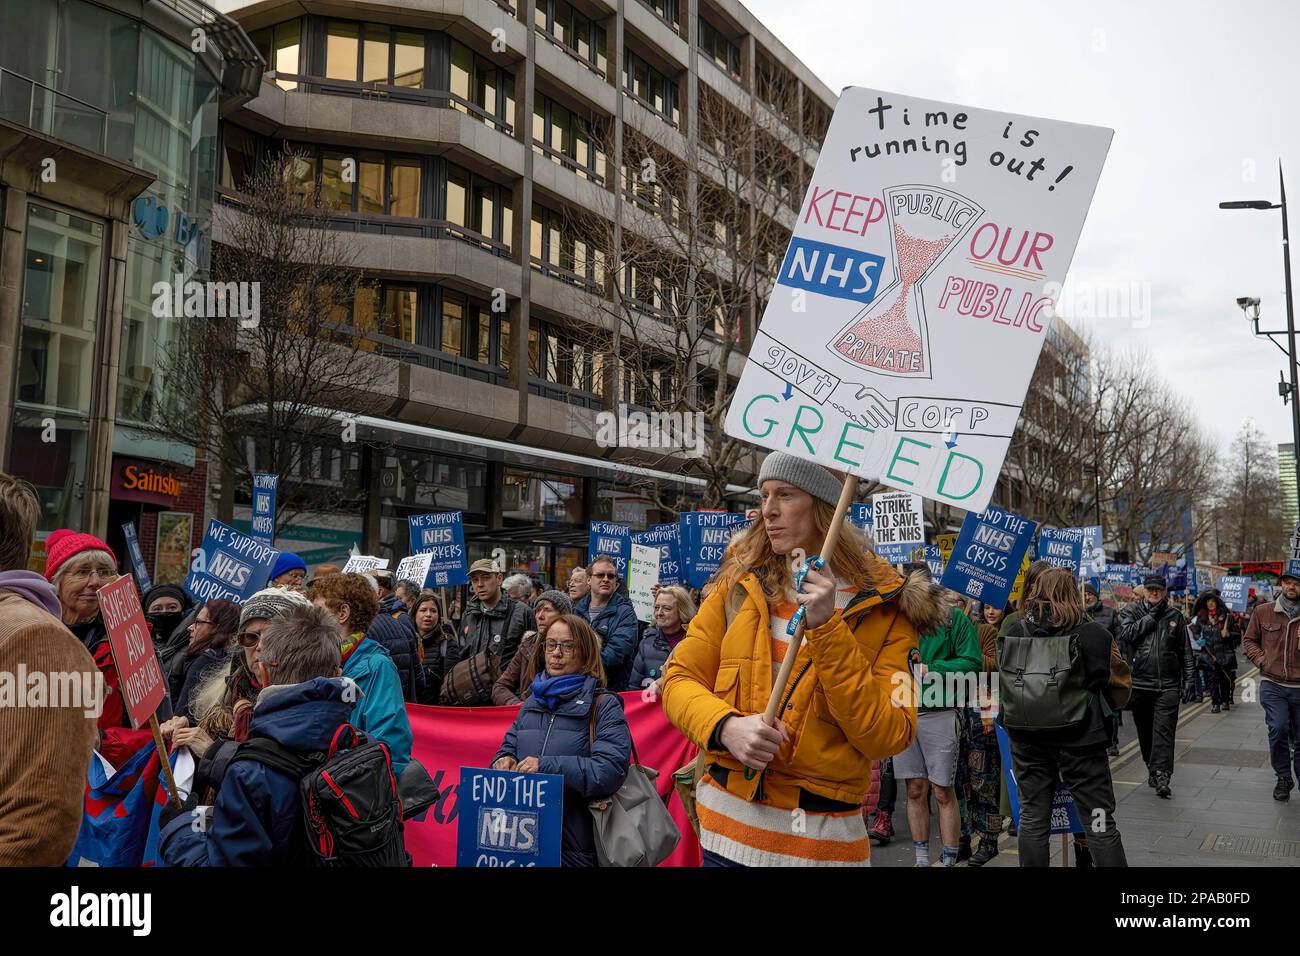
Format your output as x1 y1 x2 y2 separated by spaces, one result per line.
44 529 173 767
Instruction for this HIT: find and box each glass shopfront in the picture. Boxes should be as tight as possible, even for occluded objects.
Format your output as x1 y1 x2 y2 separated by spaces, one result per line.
10 202 106 530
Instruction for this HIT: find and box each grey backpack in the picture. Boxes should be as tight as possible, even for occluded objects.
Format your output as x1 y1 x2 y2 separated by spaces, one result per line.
999 620 1091 730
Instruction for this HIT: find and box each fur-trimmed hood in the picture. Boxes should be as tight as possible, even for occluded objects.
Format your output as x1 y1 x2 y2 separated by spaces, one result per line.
892 570 950 635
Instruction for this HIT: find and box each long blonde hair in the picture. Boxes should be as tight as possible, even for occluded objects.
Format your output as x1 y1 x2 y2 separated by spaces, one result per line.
1025 567 1085 630
716 499 896 601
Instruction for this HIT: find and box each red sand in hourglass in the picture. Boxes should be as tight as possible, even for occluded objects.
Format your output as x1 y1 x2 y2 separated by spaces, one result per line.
833 223 954 373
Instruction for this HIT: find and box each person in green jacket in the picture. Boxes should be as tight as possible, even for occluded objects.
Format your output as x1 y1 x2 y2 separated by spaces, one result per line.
894 589 983 867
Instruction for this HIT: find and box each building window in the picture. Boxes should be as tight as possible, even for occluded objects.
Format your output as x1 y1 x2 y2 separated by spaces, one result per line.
533 92 608 182
325 21 360 81
318 20 428 88
440 291 465 357
638 0 681 34
278 143 425 218
536 0 607 74
442 162 511 247
11 203 105 530
698 16 741 78
623 49 678 125
448 39 514 131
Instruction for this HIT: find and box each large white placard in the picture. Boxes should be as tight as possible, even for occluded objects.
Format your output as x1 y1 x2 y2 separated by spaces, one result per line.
724 87 1112 512
627 544 660 625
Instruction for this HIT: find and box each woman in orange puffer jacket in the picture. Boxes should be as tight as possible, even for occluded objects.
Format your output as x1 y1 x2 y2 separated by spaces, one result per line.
661 453 946 867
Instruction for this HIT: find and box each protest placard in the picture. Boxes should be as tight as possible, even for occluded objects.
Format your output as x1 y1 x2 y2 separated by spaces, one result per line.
456 767 563 867
871 491 925 563
250 473 278 548
121 521 152 594
849 503 875 533
632 523 682 585
1216 576 1251 613
679 512 750 588
628 544 661 624
407 512 468 586
1038 526 1084 572
184 518 281 604
588 521 633 576
98 575 166 730
722 87 1112 513
342 555 389 574
1079 525 1105 576
395 552 435 589
939 506 1037 607
923 545 944 580
1008 550 1032 603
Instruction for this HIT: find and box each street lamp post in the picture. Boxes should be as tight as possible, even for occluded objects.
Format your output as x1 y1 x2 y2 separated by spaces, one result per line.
1220 162 1300 520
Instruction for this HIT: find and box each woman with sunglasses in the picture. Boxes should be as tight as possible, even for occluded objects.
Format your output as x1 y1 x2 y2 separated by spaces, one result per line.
492 614 632 866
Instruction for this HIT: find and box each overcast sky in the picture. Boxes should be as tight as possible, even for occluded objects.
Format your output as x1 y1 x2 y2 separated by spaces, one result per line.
747 0 1298 452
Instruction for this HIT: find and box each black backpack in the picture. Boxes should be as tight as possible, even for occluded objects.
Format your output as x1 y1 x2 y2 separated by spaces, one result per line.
998 620 1091 730
233 724 411 867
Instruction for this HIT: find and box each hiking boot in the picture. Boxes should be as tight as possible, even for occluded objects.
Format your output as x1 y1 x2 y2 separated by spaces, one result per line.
1107 744 1120 757
1073 842 1094 868
1211 704 1221 714
1155 772 1172 798
868 809 894 845
957 835 972 863
1275 778 1294 802
969 840 999 867
1147 771 1157 788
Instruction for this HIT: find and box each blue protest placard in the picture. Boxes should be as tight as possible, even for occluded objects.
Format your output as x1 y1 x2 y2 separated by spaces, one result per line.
849 503 874 533
407 512 468 586
923 545 944 580
938 506 1037 608
250 473 278 548
456 767 563 867
632 523 682 585
184 518 281 605
588 521 632 576
1078 526 1104 577
679 512 751 589
1103 563 1133 584
1038 526 1084 572
996 724 1083 836
121 521 152 594
1216 576 1251 613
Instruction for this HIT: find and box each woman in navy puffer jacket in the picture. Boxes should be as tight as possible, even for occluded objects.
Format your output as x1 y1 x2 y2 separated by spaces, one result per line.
493 614 631 866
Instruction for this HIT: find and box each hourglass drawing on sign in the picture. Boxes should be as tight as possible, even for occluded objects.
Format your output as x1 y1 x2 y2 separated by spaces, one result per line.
829 185 983 379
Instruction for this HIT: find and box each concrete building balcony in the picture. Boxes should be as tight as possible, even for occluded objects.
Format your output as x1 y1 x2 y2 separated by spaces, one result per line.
533 32 617 115
235 78 527 179
624 2 689 68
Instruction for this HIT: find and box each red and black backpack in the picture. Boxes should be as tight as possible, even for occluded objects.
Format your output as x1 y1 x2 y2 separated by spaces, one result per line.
234 724 410 867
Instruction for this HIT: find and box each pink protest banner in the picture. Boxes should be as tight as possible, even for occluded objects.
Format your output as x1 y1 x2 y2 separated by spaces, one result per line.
404 692 702 866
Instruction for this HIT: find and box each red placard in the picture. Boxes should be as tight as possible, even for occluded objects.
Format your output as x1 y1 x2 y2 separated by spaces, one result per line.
97 575 166 730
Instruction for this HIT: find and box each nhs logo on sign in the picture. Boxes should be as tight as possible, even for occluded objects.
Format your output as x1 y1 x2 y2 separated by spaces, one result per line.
777 237 885 305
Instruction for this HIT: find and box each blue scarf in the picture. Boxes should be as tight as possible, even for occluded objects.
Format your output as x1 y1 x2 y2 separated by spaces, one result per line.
529 672 587 711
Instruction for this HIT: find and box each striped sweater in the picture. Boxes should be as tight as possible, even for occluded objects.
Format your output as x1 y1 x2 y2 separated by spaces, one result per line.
696 583 873 867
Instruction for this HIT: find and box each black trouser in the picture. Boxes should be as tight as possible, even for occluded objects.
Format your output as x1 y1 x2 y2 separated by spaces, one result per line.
1129 686 1180 776
1010 739 1127 868
877 756 897 814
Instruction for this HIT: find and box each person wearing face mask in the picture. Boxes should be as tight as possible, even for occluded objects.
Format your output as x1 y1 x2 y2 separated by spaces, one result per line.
44 528 172 767
143 584 193 654
1117 574 1193 798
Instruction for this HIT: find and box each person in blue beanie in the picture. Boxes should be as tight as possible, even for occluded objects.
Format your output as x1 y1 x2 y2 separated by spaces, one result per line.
268 552 307 590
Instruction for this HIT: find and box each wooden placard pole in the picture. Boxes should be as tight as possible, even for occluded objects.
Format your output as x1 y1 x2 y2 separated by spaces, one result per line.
1061 833 1070 867
148 713 183 809
763 475 858 726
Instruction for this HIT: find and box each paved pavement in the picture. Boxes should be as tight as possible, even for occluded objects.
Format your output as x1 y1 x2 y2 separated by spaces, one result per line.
872 654 1300 867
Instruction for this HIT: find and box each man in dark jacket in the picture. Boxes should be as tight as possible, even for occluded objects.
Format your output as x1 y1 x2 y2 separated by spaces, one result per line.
575 555 640 691
1116 574 1193 797
367 570 424 702
1243 563 1300 801
445 558 535 704
1085 584 1121 755
160 605 356 866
